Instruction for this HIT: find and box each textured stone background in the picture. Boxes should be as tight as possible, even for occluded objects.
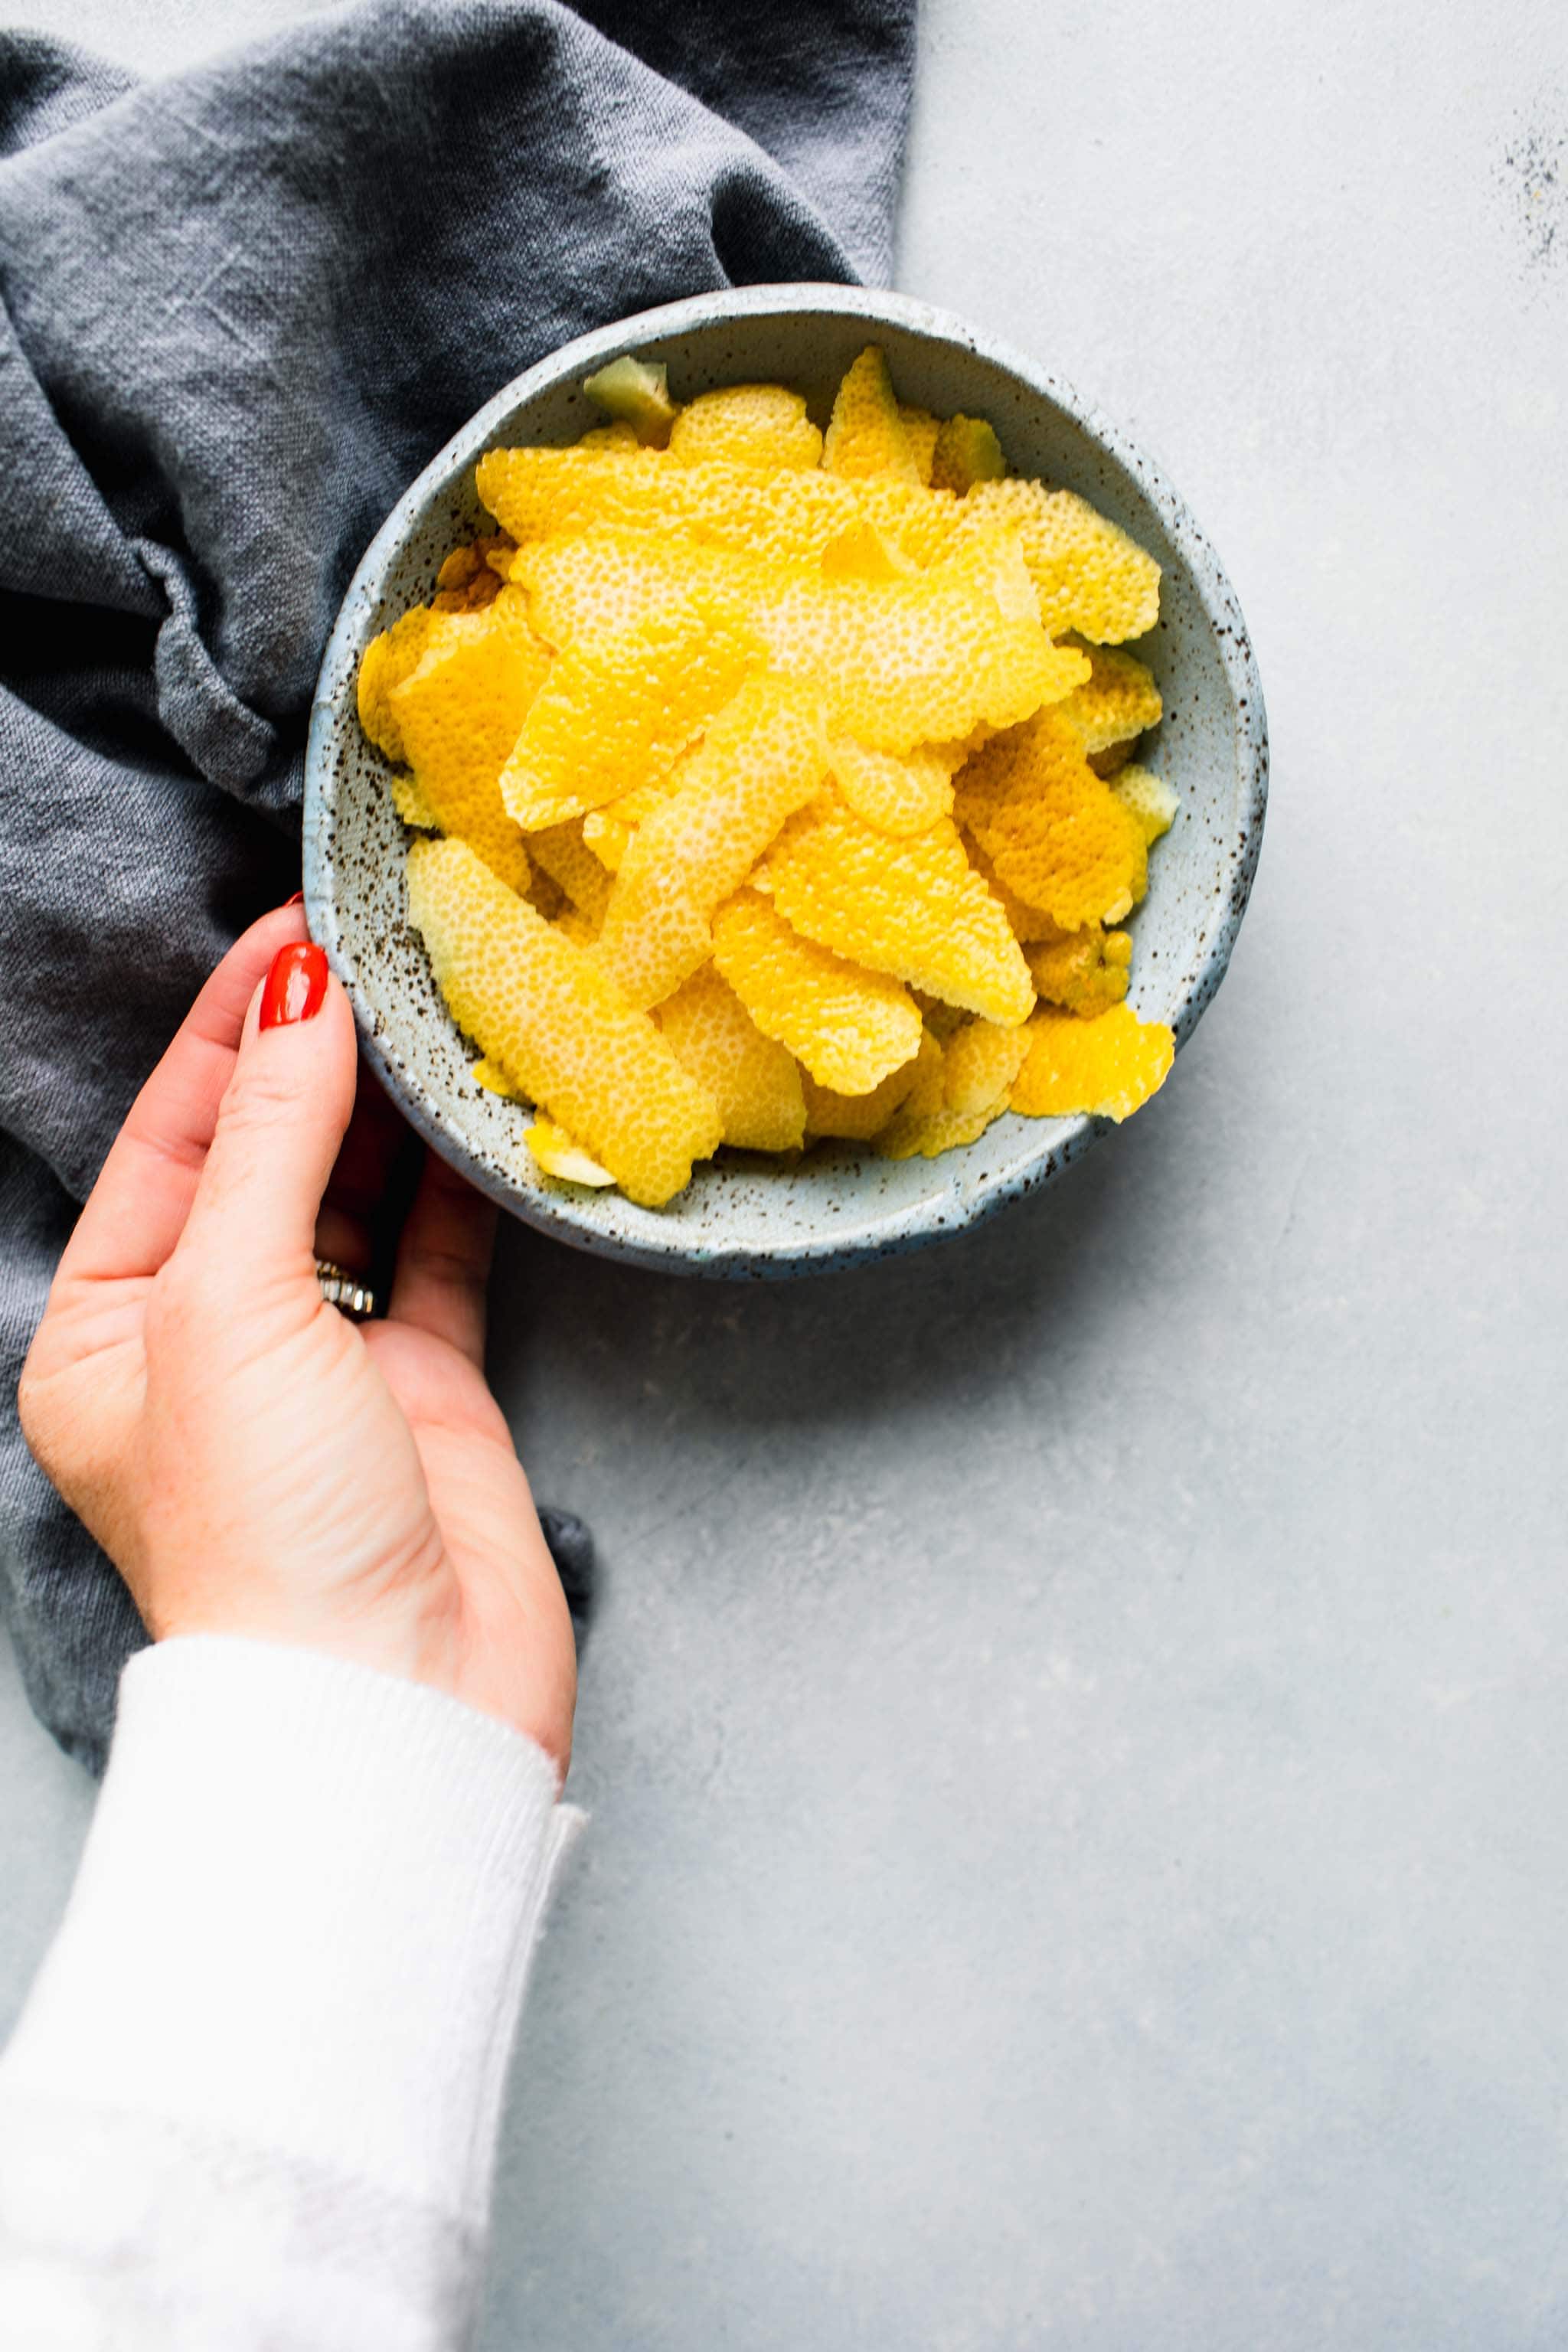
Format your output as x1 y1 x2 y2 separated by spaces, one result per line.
4 3 1566 2344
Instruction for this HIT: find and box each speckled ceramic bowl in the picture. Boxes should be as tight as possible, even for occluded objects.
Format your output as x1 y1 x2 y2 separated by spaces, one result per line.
304 284 1266 1278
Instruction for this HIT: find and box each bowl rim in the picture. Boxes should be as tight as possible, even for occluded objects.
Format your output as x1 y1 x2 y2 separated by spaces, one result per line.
305 281 1268 1279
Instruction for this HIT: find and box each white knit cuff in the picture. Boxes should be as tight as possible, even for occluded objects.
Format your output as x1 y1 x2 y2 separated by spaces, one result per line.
0 1638 582 2230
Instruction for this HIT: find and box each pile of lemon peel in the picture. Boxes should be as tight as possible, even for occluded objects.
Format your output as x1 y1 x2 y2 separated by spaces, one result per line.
358 347 1178 1207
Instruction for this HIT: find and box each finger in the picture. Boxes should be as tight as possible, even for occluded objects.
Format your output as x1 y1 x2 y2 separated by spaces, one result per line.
173 942 359 1294
386 1148 498 1367
313 1061 414 1276
57 903 308 1290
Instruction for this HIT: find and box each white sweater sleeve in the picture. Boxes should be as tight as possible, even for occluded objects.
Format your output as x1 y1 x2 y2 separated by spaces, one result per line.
0 1637 583 2352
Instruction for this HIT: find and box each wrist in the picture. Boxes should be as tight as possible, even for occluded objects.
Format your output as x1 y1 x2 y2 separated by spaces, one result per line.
2 1636 583 2223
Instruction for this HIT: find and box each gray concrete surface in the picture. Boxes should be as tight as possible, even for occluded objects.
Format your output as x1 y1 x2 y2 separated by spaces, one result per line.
5 2 1567 2344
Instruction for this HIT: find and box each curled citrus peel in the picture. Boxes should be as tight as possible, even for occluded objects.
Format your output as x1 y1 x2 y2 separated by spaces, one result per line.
360 345 1177 1206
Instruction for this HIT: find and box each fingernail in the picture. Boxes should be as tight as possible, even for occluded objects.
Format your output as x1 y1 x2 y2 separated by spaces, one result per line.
260 941 328 1030
285 890 305 907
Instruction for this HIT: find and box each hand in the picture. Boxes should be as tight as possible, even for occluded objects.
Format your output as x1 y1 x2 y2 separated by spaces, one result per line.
18 903 577 1772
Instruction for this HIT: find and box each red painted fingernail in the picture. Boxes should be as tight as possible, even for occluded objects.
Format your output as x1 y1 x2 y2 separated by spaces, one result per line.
260 941 328 1030
285 890 305 906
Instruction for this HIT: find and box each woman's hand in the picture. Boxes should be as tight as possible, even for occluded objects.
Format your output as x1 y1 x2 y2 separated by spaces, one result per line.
18 903 576 1772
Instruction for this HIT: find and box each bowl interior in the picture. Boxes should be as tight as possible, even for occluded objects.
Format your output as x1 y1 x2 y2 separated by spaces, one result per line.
305 286 1266 1277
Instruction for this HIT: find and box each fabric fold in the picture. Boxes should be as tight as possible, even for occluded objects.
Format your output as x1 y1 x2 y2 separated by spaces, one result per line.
0 0 917 1772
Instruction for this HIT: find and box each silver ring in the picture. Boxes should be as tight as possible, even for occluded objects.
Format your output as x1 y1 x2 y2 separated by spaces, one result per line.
315 1259 380 1321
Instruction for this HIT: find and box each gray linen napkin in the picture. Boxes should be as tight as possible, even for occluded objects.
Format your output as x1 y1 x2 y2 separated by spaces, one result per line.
0 0 916 1772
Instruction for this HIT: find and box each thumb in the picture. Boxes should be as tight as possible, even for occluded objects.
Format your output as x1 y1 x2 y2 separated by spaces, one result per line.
174 941 359 1292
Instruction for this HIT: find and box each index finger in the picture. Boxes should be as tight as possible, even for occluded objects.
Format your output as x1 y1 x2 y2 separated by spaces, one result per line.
56 903 308 1292
385 1147 498 1367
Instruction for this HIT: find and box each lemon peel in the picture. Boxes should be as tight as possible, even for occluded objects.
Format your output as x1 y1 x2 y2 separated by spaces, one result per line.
942 1018 1031 1114
763 792 1035 1025
818 521 919 583
390 771 441 831
513 524 1077 755
527 818 611 926
432 537 511 612
822 347 923 484
388 587 547 893
476 443 946 570
524 1116 616 1186
358 606 438 766
477 443 1158 639
1010 1003 1174 1122
711 889 923 1096
1109 763 1180 845
554 904 601 950
407 836 721 1208
931 415 1007 494
658 965 807 1152
956 705 1148 935
800 1052 926 1142
498 597 760 831
582 355 678 446
952 480 1161 642
593 675 830 1008
897 404 939 485
964 835 1063 946
521 867 565 921
1058 639 1163 754
875 1099 1005 1161
669 383 823 472
1025 926 1132 1018
826 739 959 837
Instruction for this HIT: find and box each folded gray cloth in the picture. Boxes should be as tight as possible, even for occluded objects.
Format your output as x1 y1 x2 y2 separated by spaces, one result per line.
0 0 916 1772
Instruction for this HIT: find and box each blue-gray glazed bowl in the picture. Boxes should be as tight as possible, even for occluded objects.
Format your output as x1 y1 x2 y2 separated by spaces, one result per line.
304 283 1267 1279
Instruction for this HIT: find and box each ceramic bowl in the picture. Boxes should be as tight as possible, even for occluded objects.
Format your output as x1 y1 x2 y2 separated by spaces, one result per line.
304 283 1267 1278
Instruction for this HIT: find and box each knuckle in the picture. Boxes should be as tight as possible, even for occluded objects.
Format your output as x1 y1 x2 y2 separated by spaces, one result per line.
15 1357 53 1468
216 1067 300 1140
17 1363 109 1509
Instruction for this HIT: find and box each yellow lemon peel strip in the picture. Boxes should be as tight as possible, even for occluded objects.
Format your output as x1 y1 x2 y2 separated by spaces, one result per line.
658 965 808 1152
800 1052 926 1142
524 1116 616 1187
407 835 721 1207
358 606 438 766
942 1019 1031 1115
593 675 830 1009
513 524 1080 755
477 443 1159 639
499 597 760 831
710 889 923 1096
527 818 612 926
1109 763 1180 845
827 738 959 838
1057 639 1163 754
764 792 1035 1025
1009 1003 1174 1123
822 347 923 484
875 1099 1005 1161
668 383 823 472
956 705 1148 934
1025 926 1132 1018
952 480 1161 642
930 415 1006 495
388 588 547 893
897 404 939 485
